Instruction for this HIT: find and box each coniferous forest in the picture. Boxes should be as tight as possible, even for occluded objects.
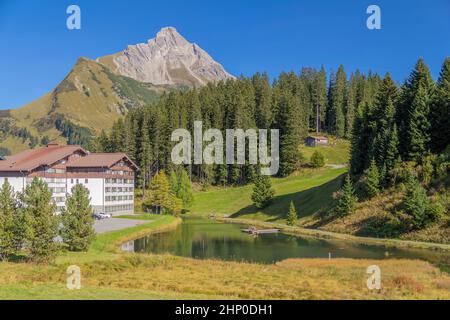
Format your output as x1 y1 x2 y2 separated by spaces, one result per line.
93 58 449 192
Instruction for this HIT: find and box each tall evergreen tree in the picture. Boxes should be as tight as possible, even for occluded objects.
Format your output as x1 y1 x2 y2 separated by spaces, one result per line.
251 175 275 209
19 178 59 263
403 174 430 229
311 66 328 133
364 159 381 198
60 184 96 252
397 59 434 161
430 58 450 152
327 65 347 137
335 175 358 216
0 181 17 261
252 72 273 128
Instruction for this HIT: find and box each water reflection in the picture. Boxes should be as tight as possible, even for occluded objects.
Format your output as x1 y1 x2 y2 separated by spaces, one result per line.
130 218 450 266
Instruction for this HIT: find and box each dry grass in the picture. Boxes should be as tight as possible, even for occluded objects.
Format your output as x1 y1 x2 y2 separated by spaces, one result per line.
1 255 449 300
1 214 449 300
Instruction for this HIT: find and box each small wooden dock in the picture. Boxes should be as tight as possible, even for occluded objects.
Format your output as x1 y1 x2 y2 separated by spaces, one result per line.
241 227 280 235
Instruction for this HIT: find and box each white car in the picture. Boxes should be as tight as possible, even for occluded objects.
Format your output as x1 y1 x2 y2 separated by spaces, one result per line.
93 212 112 220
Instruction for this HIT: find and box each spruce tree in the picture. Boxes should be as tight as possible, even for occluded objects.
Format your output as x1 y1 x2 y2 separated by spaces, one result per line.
335 175 358 216
328 65 347 137
384 124 400 172
397 59 434 160
405 84 432 161
365 160 381 198
19 178 59 263
286 201 298 226
60 184 96 252
251 175 275 209
403 174 429 229
430 58 450 153
0 181 17 261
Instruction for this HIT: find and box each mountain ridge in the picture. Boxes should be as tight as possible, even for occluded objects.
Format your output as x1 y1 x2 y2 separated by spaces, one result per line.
0 27 234 154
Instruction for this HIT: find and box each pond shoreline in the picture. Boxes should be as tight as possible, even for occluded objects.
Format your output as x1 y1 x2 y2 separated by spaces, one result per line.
215 217 450 252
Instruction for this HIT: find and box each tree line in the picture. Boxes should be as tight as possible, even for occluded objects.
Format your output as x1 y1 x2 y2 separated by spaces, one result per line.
0 179 95 263
92 65 382 187
336 58 449 231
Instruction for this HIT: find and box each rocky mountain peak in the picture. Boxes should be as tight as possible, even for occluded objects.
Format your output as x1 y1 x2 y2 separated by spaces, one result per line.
97 27 234 87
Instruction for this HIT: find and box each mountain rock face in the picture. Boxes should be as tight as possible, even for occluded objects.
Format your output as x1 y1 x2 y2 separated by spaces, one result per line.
97 27 234 87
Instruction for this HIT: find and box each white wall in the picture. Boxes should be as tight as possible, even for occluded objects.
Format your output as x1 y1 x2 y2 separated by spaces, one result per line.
67 178 104 208
0 176 25 194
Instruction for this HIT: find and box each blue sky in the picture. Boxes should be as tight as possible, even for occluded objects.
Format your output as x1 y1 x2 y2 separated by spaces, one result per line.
0 0 449 109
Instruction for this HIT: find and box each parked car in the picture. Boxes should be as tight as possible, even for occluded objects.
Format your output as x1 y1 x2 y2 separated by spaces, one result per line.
93 212 112 220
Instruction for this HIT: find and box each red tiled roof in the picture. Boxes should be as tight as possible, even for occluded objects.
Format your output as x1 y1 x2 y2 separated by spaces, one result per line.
66 153 139 170
0 145 87 172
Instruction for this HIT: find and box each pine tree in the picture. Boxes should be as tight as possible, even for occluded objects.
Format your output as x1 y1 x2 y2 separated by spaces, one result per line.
252 72 273 128
0 181 17 261
430 58 450 153
311 66 328 133
406 84 432 162
286 201 298 226
403 174 429 229
19 178 59 263
345 73 358 138
350 104 371 174
275 91 303 176
251 175 275 209
335 175 358 216
328 65 347 137
365 159 381 198
397 59 434 160
384 124 400 172
60 184 96 252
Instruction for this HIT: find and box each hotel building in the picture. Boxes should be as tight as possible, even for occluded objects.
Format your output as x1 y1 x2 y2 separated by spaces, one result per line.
0 144 138 215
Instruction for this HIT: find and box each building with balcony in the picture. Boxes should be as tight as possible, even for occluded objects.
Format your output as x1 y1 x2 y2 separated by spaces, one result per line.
0 144 138 215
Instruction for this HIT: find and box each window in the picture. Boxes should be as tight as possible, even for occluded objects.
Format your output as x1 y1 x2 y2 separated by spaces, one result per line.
85 179 88 184
76 179 79 184
71 179 74 184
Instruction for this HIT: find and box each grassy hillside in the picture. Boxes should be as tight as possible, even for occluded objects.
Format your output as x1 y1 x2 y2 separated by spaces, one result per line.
191 168 347 223
303 187 450 244
300 136 350 165
1 58 164 153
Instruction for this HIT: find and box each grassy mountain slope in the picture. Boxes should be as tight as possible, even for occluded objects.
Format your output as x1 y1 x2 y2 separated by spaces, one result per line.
191 168 347 221
1 58 164 153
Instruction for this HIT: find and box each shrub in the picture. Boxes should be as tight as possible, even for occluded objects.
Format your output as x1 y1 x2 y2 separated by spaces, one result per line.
310 151 325 168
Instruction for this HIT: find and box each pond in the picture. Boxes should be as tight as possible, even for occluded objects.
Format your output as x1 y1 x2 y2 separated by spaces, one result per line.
122 218 450 266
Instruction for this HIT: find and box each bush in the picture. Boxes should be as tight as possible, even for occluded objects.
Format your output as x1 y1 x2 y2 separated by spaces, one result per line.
310 151 325 168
